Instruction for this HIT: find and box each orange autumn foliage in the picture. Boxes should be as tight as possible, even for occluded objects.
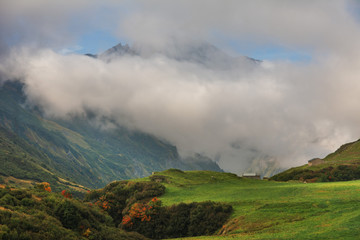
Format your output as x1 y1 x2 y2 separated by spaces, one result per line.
82 228 91 237
122 215 133 226
95 196 111 210
38 182 51 192
122 197 161 227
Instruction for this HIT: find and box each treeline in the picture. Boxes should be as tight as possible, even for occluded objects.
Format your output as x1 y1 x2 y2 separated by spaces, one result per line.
271 165 360 182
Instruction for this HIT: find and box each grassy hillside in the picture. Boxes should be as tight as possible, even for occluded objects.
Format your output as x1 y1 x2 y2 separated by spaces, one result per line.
271 139 360 182
0 81 222 189
145 170 360 240
2 169 360 239
321 139 360 164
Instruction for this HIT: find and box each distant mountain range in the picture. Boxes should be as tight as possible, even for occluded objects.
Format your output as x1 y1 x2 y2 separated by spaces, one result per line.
92 41 259 70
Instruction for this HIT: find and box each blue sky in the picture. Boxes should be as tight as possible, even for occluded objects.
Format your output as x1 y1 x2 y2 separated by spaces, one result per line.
240 45 312 62
75 30 119 55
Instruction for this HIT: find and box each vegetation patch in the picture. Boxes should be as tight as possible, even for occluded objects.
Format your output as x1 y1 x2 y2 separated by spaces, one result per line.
271 139 360 183
85 181 166 226
271 165 360 182
0 186 148 240
121 199 232 239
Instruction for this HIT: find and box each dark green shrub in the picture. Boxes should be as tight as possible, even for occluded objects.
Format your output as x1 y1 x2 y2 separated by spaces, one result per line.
0 193 20 207
54 200 82 229
166 203 191 237
188 201 232 236
121 200 232 239
21 197 36 207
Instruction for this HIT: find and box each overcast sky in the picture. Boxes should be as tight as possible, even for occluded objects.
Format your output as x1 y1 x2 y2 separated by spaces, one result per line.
1 0 360 173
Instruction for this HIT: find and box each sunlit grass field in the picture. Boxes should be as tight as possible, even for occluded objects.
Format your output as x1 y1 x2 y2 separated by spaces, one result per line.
144 169 360 240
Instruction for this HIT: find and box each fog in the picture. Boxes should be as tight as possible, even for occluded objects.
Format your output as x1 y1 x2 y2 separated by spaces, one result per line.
1 1 360 173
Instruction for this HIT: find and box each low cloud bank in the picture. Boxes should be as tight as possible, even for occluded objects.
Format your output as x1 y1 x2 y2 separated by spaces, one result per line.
2 45 360 173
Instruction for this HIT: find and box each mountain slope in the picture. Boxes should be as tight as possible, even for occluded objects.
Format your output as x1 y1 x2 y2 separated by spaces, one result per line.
271 139 360 182
0 81 222 189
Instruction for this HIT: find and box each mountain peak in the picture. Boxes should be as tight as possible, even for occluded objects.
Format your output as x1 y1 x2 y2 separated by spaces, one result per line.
97 41 260 70
99 42 138 61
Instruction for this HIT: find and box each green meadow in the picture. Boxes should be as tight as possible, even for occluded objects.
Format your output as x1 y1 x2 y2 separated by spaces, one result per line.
145 169 360 240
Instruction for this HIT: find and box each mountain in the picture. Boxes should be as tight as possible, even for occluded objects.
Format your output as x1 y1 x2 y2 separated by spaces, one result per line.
271 139 360 182
0 80 222 190
98 43 138 60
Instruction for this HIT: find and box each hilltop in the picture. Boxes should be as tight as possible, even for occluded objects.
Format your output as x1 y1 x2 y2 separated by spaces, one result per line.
271 139 360 182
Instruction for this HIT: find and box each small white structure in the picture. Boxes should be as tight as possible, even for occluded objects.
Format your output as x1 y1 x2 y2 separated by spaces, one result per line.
242 173 261 179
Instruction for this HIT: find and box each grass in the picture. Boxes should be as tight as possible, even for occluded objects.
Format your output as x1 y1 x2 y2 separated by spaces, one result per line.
142 170 360 240
270 139 360 182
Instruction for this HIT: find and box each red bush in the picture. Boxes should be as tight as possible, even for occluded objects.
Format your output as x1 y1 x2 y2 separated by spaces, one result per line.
61 190 72 199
